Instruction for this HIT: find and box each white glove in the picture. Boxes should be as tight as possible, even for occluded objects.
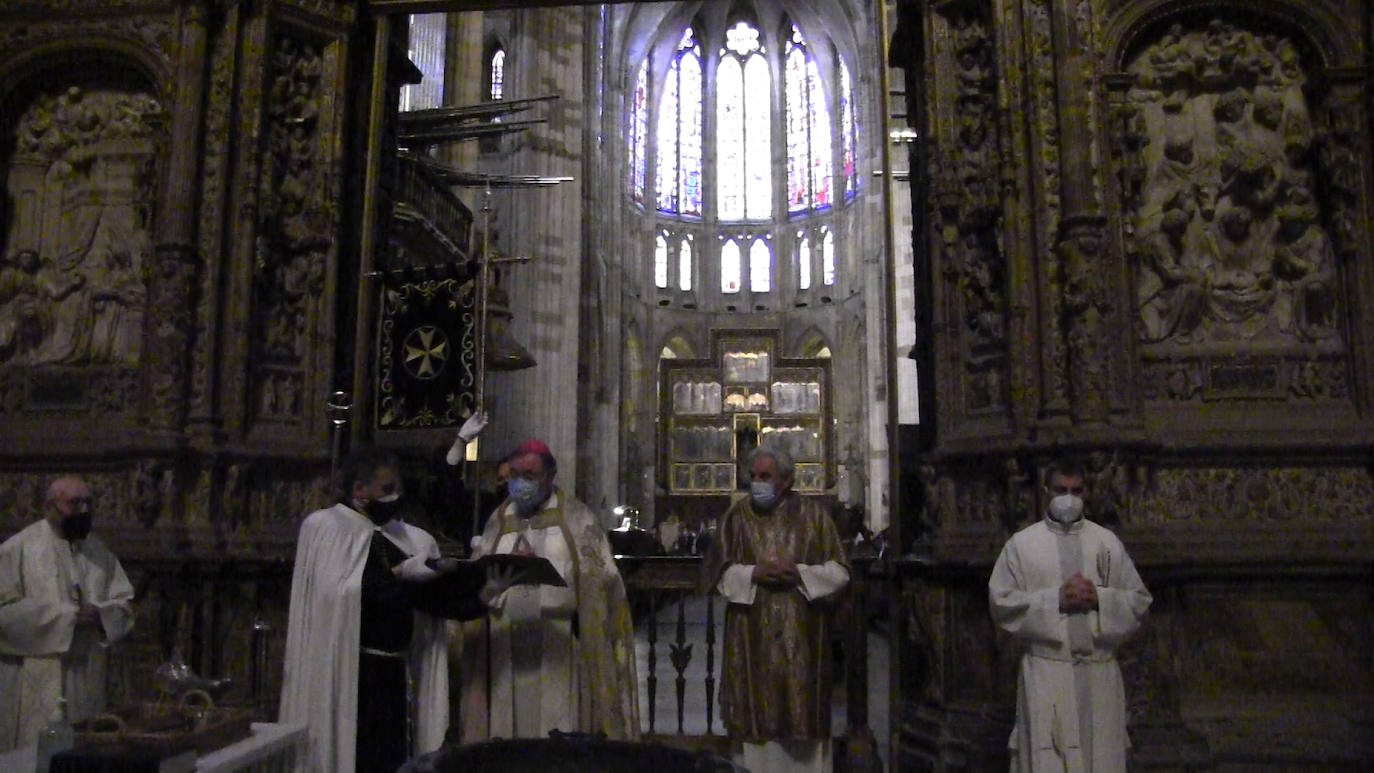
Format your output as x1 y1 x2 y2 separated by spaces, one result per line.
445 411 488 465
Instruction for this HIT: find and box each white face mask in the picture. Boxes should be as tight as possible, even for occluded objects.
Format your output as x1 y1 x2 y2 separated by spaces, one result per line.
1048 494 1084 524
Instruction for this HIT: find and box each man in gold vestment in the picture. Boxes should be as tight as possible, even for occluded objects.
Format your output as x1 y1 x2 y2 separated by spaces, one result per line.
703 446 850 773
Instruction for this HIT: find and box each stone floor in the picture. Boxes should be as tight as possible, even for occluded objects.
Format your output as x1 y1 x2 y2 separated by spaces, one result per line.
632 595 890 769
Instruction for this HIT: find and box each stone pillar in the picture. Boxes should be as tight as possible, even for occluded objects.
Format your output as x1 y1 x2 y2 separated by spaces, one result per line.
145 0 209 432
1047 0 1113 427
486 7 584 488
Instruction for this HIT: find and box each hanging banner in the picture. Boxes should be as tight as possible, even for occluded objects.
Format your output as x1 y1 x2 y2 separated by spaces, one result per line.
375 278 476 430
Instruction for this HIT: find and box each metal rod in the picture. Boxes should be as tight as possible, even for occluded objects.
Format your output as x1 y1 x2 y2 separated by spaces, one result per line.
471 185 493 541
399 118 548 143
362 261 469 279
327 391 353 487
396 94 559 124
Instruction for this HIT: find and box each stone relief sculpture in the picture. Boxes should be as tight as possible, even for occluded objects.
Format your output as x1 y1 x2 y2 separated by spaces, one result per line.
933 10 1008 414
1 86 160 367
249 35 330 423
1122 21 1341 351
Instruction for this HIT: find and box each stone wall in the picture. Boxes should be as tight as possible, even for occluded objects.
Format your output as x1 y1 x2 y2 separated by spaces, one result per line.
0 0 367 714
890 0 1374 768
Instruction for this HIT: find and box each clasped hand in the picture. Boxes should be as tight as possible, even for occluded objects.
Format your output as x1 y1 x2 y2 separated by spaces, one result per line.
75 603 104 634
1058 572 1098 614
752 559 800 589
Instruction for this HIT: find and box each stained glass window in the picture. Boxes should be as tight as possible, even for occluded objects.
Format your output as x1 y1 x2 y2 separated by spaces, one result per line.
401 14 446 112
631 59 648 203
840 60 856 199
655 56 679 212
717 57 744 219
785 26 831 212
718 21 771 221
721 239 742 294
785 40 808 212
678 52 703 215
655 232 669 288
744 56 771 219
750 239 772 292
656 28 703 215
679 236 694 291
491 48 505 101
635 15 855 296
808 55 833 208
822 227 836 286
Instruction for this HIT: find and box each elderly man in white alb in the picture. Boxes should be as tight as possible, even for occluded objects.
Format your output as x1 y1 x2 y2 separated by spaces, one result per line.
989 456 1152 772
456 438 639 743
0 476 135 751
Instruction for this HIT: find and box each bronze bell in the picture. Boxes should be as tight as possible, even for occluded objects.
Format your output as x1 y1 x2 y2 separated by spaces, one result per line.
484 283 536 371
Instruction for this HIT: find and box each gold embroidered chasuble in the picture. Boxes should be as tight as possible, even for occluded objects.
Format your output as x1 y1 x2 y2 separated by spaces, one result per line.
702 492 849 741
456 488 639 742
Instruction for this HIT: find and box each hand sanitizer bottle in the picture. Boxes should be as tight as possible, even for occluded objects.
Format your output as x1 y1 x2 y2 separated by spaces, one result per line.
34 697 74 773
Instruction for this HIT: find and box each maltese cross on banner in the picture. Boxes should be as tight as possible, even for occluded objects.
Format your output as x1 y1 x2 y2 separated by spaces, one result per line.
376 278 476 430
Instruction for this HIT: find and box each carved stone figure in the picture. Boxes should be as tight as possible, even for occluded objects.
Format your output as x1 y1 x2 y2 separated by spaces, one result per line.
0 250 49 363
252 35 329 421
934 9 1009 414
1122 21 1343 354
1132 190 1206 343
1001 457 1034 531
3 86 160 367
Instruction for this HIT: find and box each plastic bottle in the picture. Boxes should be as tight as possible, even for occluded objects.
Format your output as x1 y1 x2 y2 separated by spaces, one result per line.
33 697 74 773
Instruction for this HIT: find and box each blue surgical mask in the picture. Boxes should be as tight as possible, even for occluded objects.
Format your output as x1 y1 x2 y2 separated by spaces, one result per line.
750 480 778 510
509 477 546 514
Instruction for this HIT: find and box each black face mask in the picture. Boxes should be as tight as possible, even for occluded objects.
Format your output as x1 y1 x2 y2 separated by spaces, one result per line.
366 496 404 525
60 513 93 542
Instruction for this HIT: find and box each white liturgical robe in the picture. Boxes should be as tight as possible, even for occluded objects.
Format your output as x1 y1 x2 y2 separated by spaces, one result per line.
0 519 134 751
989 517 1151 773
457 490 638 742
279 504 449 773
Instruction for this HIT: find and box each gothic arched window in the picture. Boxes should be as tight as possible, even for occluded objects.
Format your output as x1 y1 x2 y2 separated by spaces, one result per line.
840 60 857 199
749 238 772 293
656 27 703 215
679 236 694 291
490 47 505 101
821 226 836 286
721 239 742 294
785 24 832 213
655 231 670 289
717 21 771 221
630 11 858 303
631 59 648 203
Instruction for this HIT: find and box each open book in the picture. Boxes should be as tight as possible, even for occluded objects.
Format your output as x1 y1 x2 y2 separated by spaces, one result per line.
427 553 568 588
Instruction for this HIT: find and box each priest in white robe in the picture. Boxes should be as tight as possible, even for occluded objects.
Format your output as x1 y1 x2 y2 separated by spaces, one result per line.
989 457 1152 773
280 444 492 773
457 438 639 742
0 476 134 751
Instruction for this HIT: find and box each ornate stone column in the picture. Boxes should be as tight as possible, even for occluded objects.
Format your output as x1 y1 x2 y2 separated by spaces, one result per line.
1047 0 1115 428
145 0 209 432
